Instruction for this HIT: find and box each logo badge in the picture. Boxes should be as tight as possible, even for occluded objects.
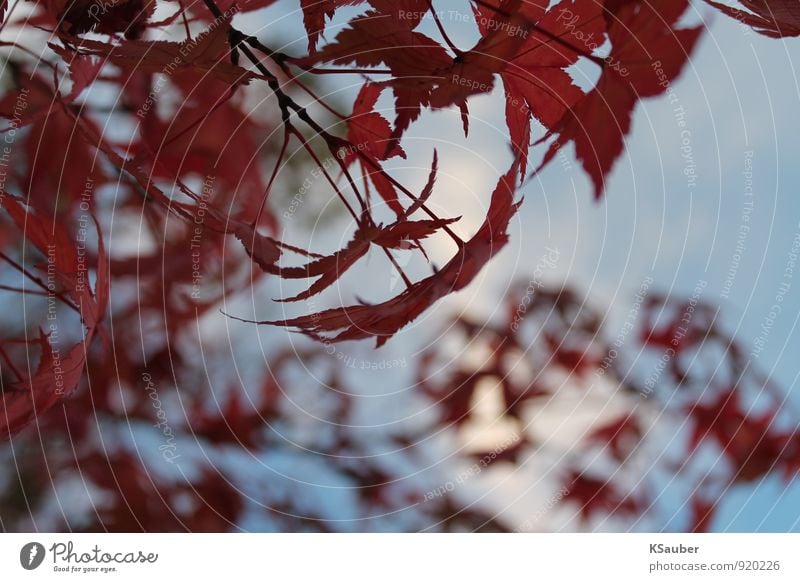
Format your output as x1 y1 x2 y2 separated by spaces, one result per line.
20 542 45 570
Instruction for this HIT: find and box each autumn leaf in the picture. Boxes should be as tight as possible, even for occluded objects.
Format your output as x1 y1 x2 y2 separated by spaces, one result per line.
248 161 519 346
62 17 259 87
536 0 703 198
706 0 800 37
298 10 453 137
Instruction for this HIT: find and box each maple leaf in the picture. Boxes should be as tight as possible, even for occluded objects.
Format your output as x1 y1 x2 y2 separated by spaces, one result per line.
299 0 361 53
537 0 703 198
235 225 283 271
0 69 107 215
686 387 793 482
585 413 641 462
345 82 406 164
190 386 273 448
2 197 102 319
51 47 104 103
273 229 371 302
706 0 800 37
80 452 243 531
423 369 491 426
562 471 642 522
264 212 457 303
387 0 536 136
245 162 519 346
58 0 156 38
0 209 107 437
137 74 274 224
344 82 408 215
72 110 281 273
0 194 109 438
62 17 258 87
352 149 439 225
27 0 155 38
0 333 91 439
373 217 459 247
299 0 431 52
2 0 797 536
424 0 539 137
298 10 453 137
481 0 603 174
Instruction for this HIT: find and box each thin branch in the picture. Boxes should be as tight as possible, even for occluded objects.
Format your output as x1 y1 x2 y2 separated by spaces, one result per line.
253 126 291 228
428 0 462 55
0 252 81 316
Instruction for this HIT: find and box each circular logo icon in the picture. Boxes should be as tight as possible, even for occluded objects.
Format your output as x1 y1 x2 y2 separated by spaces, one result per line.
20 542 45 570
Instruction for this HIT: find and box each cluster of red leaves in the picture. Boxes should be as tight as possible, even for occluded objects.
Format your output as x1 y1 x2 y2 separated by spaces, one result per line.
0 0 712 439
418 284 799 531
0 340 506 531
640 294 800 530
1 275 795 531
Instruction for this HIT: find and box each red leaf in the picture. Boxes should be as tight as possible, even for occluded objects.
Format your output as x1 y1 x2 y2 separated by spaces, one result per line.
251 162 519 346
57 0 155 38
537 0 702 198
274 228 371 302
235 224 283 271
1 333 90 438
64 17 258 87
562 471 642 522
300 0 363 52
686 388 792 482
586 413 641 462
299 10 452 137
299 0 431 52
689 497 716 532
373 217 459 248
491 0 601 173
268 211 456 303
706 0 800 37
346 82 406 164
